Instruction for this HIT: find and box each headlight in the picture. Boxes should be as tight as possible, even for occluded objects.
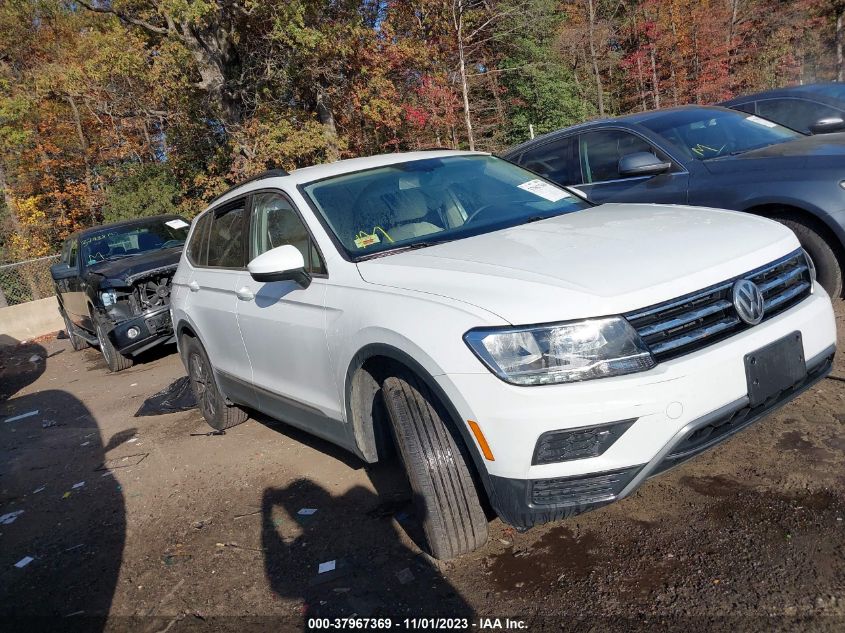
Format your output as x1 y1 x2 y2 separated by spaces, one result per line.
464 317 655 385
801 248 816 292
100 290 117 307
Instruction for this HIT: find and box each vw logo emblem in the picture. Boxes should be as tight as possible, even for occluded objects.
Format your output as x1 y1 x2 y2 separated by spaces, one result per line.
732 279 765 325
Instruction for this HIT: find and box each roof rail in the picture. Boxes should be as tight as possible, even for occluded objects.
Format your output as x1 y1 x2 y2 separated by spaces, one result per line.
208 168 290 205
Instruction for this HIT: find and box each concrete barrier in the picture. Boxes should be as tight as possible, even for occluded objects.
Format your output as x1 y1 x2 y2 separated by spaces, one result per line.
0 296 64 344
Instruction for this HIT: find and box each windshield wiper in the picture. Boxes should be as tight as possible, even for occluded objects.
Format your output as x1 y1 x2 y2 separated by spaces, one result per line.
358 237 454 261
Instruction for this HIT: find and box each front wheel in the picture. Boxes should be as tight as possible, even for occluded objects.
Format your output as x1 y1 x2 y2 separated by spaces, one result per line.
382 373 488 560
773 216 842 299
95 318 133 372
182 336 248 431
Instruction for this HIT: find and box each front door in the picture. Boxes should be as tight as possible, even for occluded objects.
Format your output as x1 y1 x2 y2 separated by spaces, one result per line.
235 190 343 442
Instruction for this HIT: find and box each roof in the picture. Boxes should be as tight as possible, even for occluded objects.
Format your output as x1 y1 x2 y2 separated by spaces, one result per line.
208 150 486 209
721 83 845 106
76 214 183 239
503 105 731 156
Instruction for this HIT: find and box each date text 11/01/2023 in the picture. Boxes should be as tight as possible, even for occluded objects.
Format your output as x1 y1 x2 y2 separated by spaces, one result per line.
306 617 528 630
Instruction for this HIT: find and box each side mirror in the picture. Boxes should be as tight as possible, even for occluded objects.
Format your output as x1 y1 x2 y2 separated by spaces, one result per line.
618 152 672 178
247 245 311 287
808 116 845 134
50 262 74 280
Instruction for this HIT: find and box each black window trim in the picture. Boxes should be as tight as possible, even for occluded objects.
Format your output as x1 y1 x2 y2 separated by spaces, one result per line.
246 187 329 279
191 195 250 271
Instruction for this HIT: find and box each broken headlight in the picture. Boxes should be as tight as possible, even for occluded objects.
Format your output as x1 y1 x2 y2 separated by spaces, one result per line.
100 289 117 307
464 317 655 385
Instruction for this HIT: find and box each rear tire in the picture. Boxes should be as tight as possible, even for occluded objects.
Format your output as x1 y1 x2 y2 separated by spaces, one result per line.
182 336 248 430
382 373 488 560
61 310 87 351
772 215 842 299
95 317 133 372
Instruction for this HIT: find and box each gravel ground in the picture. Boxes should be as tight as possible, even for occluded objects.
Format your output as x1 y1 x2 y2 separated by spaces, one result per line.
0 303 843 632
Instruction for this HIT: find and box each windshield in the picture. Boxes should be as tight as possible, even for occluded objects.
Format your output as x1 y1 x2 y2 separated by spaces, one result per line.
81 217 190 265
301 155 590 258
639 108 802 160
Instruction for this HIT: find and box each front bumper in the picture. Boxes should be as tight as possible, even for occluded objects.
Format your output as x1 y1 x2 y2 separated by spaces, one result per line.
486 346 833 528
108 305 175 356
435 289 837 529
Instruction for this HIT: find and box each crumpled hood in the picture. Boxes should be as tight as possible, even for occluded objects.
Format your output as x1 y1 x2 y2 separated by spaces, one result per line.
87 247 182 287
356 204 799 324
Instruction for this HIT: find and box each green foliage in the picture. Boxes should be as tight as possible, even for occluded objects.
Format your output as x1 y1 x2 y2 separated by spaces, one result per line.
101 163 182 223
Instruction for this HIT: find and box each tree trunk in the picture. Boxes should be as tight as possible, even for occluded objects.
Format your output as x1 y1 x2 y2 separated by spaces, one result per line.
453 2 475 151
586 0 605 116
838 8 844 82
649 45 661 109
65 95 97 225
316 93 341 162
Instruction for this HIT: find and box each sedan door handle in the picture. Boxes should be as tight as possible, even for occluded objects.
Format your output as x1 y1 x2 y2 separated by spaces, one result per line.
236 287 254 301
188 281 200 292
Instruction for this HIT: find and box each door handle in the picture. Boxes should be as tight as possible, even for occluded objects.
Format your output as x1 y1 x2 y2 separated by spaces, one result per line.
236 287 254 301
188 281 200 292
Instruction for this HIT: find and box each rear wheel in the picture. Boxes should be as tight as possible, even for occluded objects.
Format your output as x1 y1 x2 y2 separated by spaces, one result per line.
183 336 248 430
61 310 87 351
95 317 133 372
382 373 488 560
772 215 842 299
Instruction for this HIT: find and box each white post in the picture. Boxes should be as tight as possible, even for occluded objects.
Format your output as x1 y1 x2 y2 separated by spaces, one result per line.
529 124 535 139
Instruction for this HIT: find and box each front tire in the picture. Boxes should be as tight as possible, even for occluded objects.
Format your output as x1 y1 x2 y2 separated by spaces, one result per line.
773 215 842 299
95 317 133 372
182 336 248 431
382 373 488 560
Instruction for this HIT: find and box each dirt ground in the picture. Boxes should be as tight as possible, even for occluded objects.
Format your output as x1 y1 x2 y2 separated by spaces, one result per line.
1 304 844 632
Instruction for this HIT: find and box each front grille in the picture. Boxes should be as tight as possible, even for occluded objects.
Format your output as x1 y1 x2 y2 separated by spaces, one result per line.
625 250 812 362
531 466 640 506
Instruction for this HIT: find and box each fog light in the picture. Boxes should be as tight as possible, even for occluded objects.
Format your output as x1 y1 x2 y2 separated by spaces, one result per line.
127 327 140 339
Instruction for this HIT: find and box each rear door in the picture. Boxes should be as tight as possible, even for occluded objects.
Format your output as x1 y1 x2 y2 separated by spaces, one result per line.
183 197 255 406
572 129 689 205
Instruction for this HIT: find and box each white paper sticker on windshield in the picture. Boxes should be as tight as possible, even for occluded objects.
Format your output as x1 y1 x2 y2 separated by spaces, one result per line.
746 115 777 128
165 219 189 229
518 179 569 202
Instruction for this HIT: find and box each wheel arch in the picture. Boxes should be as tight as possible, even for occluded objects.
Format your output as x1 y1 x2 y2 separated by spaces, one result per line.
344 343 495 507
743 201 845 260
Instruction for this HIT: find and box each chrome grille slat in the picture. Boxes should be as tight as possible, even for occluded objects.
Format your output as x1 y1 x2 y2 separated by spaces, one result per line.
637 300 732 338
625 250 812 362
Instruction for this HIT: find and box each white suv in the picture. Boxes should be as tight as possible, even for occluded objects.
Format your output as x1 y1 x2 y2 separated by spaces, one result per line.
171 151 836 559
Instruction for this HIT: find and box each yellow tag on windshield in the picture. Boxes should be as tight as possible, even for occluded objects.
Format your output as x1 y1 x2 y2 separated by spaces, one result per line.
354 233 381 249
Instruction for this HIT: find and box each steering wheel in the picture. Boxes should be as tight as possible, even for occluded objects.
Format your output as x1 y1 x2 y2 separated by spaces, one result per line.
161 239 183 249
464 203 505 225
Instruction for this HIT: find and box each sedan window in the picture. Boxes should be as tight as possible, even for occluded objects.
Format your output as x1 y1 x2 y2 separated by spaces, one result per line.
577 130 670 183
206 203 246 268
639 108 802 160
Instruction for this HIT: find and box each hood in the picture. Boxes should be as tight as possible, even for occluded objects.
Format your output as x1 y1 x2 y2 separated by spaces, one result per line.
703 132 845 174
356 204 799 324
86 247 182 287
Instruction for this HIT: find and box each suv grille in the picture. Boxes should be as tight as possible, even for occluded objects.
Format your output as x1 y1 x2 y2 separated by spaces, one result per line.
625 250 812 362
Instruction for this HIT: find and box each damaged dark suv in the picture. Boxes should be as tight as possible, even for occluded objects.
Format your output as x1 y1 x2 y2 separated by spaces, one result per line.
50 215 190 372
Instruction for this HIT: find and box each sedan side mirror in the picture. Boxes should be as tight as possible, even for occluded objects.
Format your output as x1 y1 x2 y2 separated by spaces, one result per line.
248 244 311 287
808 116 845 134
50 262 74 280
618 152 672 178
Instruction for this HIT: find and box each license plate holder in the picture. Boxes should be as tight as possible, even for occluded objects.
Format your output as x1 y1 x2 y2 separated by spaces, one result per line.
745 331 806 408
